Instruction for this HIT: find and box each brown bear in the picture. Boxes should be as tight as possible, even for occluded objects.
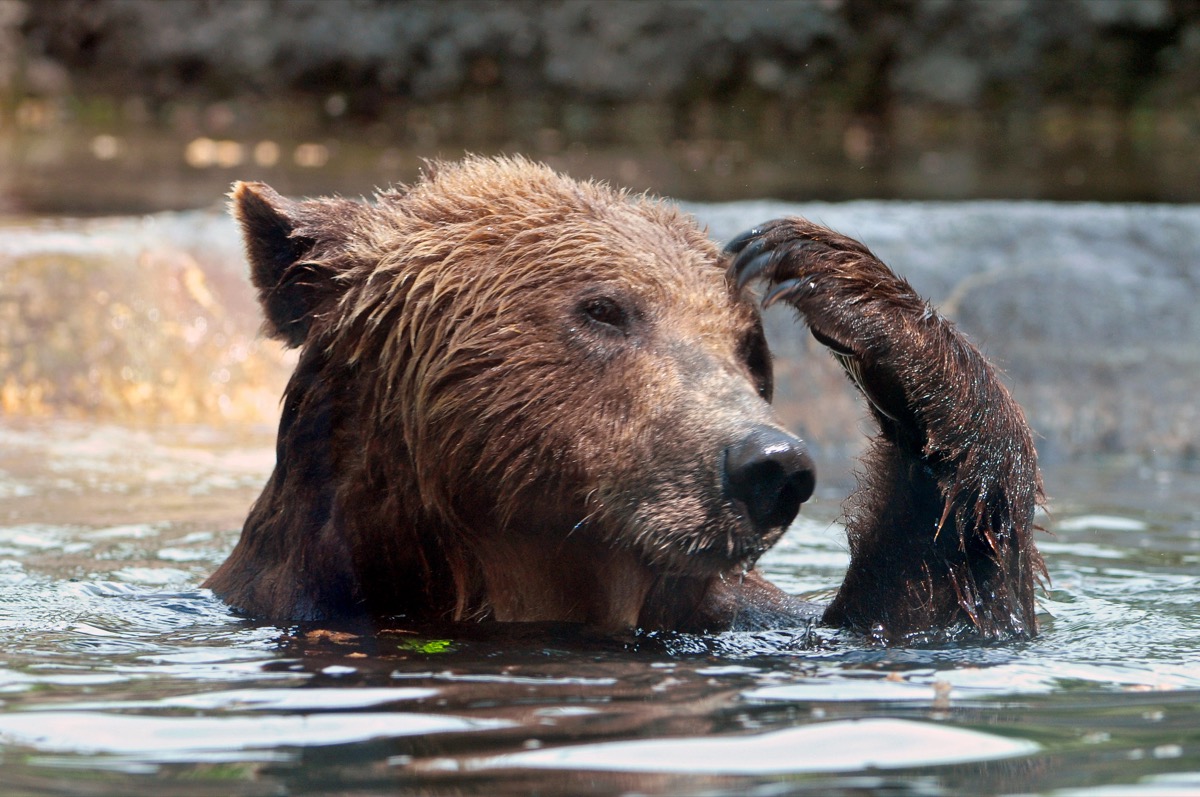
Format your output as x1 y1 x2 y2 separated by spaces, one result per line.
205 156 1043 642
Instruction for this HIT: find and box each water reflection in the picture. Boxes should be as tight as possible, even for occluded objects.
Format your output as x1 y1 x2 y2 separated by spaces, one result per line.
0 710 510 763
465 718 1039 774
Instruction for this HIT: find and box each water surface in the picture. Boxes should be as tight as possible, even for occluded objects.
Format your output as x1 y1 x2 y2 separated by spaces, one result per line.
0 420 1197 796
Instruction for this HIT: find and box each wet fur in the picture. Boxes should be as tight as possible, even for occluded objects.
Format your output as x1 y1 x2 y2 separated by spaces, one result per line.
727 220 1046 640
206 157 1043 641
207 157 802 631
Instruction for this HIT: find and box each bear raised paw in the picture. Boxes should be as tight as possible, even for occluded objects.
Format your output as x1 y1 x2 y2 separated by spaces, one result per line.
205 156 1043 642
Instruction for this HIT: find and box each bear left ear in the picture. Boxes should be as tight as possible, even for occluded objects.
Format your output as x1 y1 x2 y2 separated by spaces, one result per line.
231 181 339 348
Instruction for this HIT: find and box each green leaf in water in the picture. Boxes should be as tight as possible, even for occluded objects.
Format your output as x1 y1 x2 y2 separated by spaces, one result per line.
397 637 454 654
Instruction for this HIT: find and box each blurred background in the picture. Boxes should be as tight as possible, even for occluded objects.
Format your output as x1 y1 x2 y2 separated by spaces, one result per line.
1 0 1198 467
3 0 1200 214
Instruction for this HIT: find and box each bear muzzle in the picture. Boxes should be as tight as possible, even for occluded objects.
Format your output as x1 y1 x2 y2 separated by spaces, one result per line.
722 425 816 537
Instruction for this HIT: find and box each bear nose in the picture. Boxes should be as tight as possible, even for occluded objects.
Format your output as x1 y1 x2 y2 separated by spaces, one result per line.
723 426 816 532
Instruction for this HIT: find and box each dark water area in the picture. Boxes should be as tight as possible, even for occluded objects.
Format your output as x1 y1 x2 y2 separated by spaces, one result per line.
4 98 1200 219
0 421 1197 796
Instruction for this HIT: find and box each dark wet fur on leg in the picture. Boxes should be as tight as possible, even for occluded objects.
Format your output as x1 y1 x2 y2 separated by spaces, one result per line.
727 219 1046 642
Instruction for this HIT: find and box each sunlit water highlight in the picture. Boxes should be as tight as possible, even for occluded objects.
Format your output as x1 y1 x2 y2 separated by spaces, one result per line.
0 420 1196 796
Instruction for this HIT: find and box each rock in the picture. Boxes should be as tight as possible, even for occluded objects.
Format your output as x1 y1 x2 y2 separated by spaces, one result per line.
0 212 290 424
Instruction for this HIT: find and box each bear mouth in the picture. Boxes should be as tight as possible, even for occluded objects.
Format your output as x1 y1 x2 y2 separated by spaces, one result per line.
691 541 769 575
647 517 784 577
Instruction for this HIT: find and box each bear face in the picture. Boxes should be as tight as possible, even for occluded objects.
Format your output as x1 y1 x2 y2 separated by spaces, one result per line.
207 156 816 629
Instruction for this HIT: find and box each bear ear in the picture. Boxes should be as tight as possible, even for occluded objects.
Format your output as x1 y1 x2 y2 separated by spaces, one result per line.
231 181 330 347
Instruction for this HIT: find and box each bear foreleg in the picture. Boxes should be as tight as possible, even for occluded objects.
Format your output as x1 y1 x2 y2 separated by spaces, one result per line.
726 219 1045 642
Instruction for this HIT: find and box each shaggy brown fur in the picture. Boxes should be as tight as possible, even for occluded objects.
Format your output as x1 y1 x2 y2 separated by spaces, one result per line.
205 156 1043 642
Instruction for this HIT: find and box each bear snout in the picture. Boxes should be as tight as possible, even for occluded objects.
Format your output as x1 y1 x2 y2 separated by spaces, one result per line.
722 426 816 534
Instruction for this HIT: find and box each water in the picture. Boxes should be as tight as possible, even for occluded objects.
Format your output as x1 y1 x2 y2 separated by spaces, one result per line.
0 420 1197 796
6 96 1200 219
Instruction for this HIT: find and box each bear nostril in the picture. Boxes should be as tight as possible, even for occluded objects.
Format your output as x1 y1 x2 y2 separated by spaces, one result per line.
723 427 817 533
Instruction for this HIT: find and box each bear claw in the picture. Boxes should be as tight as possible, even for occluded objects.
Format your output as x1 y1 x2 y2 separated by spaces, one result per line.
731 249 779 290
722 226 765 255
761 278 816 309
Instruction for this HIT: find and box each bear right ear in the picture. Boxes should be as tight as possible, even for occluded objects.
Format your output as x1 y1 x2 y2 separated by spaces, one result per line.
231 181 332 348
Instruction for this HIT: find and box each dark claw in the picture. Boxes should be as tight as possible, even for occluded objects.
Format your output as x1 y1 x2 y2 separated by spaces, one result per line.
734 249 780 290
723 227 764 255
730 236 835 292
762 278 814 309
727 236 770 281
809 324 856 357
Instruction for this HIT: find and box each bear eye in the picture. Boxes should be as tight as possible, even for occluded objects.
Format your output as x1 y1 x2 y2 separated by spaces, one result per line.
579 296 630 333
741 327 774 402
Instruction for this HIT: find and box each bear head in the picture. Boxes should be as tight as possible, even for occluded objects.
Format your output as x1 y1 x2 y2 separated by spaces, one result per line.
215 156 815 629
